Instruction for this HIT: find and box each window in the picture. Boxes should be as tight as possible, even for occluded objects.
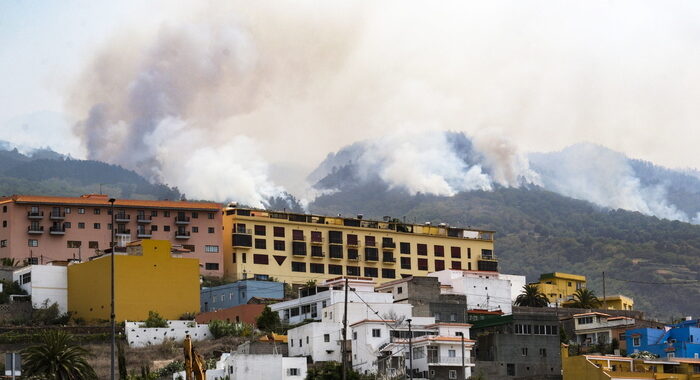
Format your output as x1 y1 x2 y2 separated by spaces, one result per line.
205 245 220 253
164 225 170 232
288 368 300 376
417 243 427 255
328 230 342 244
364 247 378 261
633 337 640 347
94 223 101 229
324 334 330 342
507 364 515 376
164 211 170 217
291 262 306 272
89 241 98 249
347 248 358 260
451 261 462 270
0 240 6 248
205 263 219 270
364 235 375 247
434 245 444 257
67 241 81 248
293 242 307 255
448 370 457 379
254 225 266 235
346 266 360 276
353 332 357 340
21 272 31 284
64 207 71 214
208 212 214 219
522 347 528 356
434 260 445 271
151 210 158 217
254 239 266 249
372 329 381 338
481 249 494 259
2 206 5 213
77 208 85 214
448 349 456 357
191 212 198 219
540 348 547 357
94 208 101 215
400 242 411 254
418 258 428 271
312 245 324 257
397 286 403 294
451 246 461 258
577 316 594 325
568 281 572 287
63 222 71 229
274 240 285 251
467 247 471 259
381 268 395 278
183 244 195 252
310 231 322 243
273 226 285 237
347 234 358 245
400 257 411 269
192 226 199 233
208 227 215 234
329 264 343 275
27 239 38 247
310 263 324 273
150 225 158 232
364 267 378 278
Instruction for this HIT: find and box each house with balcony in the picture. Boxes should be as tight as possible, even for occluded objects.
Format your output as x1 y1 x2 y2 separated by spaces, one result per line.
573 312 636 349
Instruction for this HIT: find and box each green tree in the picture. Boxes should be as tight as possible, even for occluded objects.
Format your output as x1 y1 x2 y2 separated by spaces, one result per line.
0 258 21 267
143 310 168 328
256 306 281 332
21 330 97 379
305 361 375 380
514 284 549 307
0 280 27 304
568 288 601 309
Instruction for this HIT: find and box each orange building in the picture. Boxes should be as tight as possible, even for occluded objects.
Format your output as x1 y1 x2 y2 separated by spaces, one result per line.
0 194 224 276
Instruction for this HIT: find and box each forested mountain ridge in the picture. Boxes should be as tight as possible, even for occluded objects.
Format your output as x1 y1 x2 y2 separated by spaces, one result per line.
310 183 700 320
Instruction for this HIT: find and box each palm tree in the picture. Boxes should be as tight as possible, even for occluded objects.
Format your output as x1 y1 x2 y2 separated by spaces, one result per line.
514 284 550 307
21 329 97 379
568 288 601 309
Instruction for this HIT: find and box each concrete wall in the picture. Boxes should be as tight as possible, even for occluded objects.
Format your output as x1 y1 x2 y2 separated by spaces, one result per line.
13 264 67 313
125 320 210 348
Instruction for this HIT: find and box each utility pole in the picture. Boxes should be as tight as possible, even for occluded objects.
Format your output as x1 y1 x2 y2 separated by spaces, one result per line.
109 198 116 380
342 276 349 380
457 331 465 379
602 271 607 310
407 318 413 380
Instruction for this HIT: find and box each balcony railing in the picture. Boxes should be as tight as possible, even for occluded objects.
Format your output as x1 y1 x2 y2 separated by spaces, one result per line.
27 226 44 234
382 241 396 249
329 252 343 260
136 215 152 223
292 234 306 241
427 355 471 365
235 228 252 235
115 229 131 236
310 251 325 258
310 237 324 245
382 255 396 263
175 231 191 239
328 239 343 245
347 240 359 247
365 254 379 262
137 230 152 238
365 241 376 247
49 226 65 235
348 253 359 261
114 214 130 222
49 211 65 220
27 211 44 219
480 253 496 261
175 216 191 224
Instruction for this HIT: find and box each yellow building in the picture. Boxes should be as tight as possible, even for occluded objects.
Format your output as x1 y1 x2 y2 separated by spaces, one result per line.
68 240 200 321
534 272 587 304
562 349 700 380
601 294 634 311
222 206 497 284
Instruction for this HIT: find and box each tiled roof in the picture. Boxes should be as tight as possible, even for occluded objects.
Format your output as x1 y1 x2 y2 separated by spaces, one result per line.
574 312 611 318
1 194 221 210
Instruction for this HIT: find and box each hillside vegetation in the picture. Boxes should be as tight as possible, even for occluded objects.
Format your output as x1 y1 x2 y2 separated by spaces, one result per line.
311 184 700 320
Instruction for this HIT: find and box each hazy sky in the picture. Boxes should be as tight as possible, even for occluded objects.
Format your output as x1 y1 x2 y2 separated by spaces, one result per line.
2 0 700 202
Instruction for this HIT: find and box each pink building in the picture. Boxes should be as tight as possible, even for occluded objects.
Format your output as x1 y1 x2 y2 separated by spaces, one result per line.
0 194 224 277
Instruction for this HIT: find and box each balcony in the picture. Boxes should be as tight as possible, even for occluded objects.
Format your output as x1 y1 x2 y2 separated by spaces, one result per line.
137 230 152 238
232 233 252 247
427 355 472 365
365 241 376 247
477 260 498 272
114 214 130 223
311 251 325 258
49 226 65 235
292 234 306 242
27 226 44 234
115 229 131 237
49 211 65 220
365 254 379 262
176 231 191 239
328 240 343 245
382 255 396 263
175 216 191 225
348 252 359 261
347 239 359 248
136 215 152 223
310 237 324 245
382 240 396 249
27 211 44 219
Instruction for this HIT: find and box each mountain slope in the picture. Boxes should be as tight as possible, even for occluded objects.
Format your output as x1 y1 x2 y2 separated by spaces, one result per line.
310 183 700 320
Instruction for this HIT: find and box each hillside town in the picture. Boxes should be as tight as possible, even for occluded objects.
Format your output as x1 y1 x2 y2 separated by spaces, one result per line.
0 194 697 379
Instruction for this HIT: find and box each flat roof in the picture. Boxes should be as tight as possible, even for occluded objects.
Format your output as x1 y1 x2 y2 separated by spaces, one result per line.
539 272 586 282
2 194 221 211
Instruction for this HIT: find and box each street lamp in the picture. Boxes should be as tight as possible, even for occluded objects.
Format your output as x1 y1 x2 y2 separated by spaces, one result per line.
108 197 116 380
406 318 413 380
456 331 465 380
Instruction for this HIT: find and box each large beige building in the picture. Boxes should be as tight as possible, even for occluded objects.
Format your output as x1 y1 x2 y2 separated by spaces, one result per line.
222 206 497 284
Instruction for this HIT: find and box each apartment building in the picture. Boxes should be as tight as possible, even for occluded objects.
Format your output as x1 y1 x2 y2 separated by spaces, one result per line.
0 194 223 276
223 206 497 284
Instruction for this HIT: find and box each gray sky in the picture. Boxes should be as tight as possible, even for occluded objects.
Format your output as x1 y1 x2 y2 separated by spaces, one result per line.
2 0 700 201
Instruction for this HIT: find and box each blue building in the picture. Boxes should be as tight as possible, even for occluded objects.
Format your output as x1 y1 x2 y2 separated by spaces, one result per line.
626 319 700 359
200 279 284 312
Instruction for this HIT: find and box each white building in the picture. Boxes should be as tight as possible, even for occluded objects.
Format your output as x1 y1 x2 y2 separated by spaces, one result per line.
428 270 525 314
219 354 307 379
500 274 527 302
288 321 344 362
13 264 68 313
271 277 391 325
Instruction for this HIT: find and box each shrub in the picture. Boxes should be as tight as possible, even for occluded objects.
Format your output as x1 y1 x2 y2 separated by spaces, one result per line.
208 320 253 339
143 311 168 328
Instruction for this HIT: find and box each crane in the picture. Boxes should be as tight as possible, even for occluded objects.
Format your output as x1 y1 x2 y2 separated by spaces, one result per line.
183 334 206 380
